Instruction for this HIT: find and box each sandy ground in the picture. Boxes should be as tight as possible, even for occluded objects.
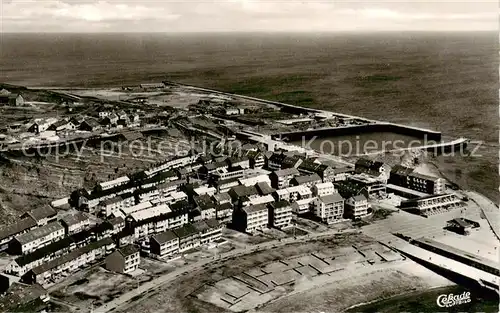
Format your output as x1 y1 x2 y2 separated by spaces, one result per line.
257 260 452 313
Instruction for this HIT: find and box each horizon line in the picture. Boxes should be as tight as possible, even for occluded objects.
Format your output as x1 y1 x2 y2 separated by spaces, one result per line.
0 30 496 34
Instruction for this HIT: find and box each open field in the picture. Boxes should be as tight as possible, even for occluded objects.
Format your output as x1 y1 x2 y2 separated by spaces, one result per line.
113 233 453 313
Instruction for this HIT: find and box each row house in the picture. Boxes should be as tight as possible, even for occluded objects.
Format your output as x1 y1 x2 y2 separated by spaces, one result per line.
97 176 130 192
312 193 345 224
21 206 57 226
269 168 300 189
232 204 268 233
198 161 228 179
0 217 37 251
99 193 135 217
155 191 189 206
344 195 370 219
139 170 179 189
120 201 153 217
157 179 187 195
5 219 119 278
312 182 336 197
24 238 115 285
105 245 140 274
10 222 65 255
144 154 199 177
268 201 293 229
291 198 315 215
290 173 322 188
135 186 159 203
60 212 91 235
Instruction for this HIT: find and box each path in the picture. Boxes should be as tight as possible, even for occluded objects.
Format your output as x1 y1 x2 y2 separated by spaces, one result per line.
94 228 357 313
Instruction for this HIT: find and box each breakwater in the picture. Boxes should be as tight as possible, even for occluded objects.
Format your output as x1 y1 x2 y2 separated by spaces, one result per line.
274 123 442 142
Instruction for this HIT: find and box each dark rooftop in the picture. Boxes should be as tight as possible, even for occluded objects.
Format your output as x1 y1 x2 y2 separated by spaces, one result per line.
173 224 199 239
151 230 178 244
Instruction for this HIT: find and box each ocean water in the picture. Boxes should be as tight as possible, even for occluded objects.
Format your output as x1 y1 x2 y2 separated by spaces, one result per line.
0 32 497 201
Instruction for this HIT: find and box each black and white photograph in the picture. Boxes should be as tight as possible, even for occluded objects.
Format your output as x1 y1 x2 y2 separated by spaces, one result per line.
0 1 498 312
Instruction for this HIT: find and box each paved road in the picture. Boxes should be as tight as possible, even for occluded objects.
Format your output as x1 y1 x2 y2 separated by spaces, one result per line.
465 190 500 242
94 228 356 313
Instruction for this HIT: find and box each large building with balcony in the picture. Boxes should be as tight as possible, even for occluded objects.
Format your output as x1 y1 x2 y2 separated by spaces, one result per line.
344 195 370 219
312 193 345 224
269 201 292 229
232 204 269 233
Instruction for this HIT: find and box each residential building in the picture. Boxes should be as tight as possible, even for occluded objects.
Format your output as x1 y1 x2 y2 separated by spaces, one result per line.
105 245 140 274
193 186 217 197
246 150 265 169
312 182 335 197
198 161 228 179
232 204 268 233
255 182 275 196
47 120 77 132
312 193 345 224
214 177 240 193
400 194 463 217
335 174 386 199
226 156 250 169
173 224 200 252
0 93 24 106
267 153 287 171
211 166 245 182
212 192 232 205
194 194 216 220
25 238 115 285
291 198 315 215
0 217 37 251
10 222 65 255
99 193 135 217
149 230 179 259
290 173 322 188
228 185 260 208
344 195 370 219
269 168 300 189
193 219 223 245
239 174 271 187
269 201 292 229
97 176 130 191
281 155 304 169
20 206 57 226
355 158 391 180
60 212 91 235
248 195 275 206
120 201 153 217
126 204 188 239
216 202 233 222
273 185 311 202
389 165 444 195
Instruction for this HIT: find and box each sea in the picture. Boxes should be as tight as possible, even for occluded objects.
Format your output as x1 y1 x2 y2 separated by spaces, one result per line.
0 32 498 311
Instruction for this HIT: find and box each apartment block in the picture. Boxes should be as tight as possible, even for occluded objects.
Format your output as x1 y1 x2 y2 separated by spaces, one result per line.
344 195 370 219
10 222 65 255
149 230 179 259
105 245 140 274
312 193 345 224
232 204 268 233
269 201 292 229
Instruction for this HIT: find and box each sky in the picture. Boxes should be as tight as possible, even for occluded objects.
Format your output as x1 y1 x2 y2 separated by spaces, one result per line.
1 0 498 32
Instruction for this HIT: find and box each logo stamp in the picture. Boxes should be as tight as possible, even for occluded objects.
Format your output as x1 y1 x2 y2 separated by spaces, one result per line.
436 291 471 307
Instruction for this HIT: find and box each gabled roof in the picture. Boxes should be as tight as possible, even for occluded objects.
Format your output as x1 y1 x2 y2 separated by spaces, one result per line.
15 222 64 245
0 217 37 241
212 192 231 203
291 173 321 185
271 200 291 209
318 193 344 204
242 204 268 214
273 168 300 177
152 230 178 244
173 224 199 239
118 244 139 257
229 185 259 199
194 194 215 211
23 205 57 222
60 212 89 227
255 182 275 195
351 194 367 202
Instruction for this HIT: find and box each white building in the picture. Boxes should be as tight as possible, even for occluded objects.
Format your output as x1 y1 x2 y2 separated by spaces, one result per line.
312 182 335 197
120 201 153 216
239 174 271 187
11 222 65 254
312 193 344 224
233 204 268 233
149 230 179 259
193 186 217 197
98 176 130 191
105 245 140 274
291 198 315 215
345 195 370 219
99 194 135 217
269 201 292 229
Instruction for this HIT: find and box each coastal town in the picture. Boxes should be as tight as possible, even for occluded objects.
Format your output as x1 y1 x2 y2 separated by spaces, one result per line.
0 81 497 312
